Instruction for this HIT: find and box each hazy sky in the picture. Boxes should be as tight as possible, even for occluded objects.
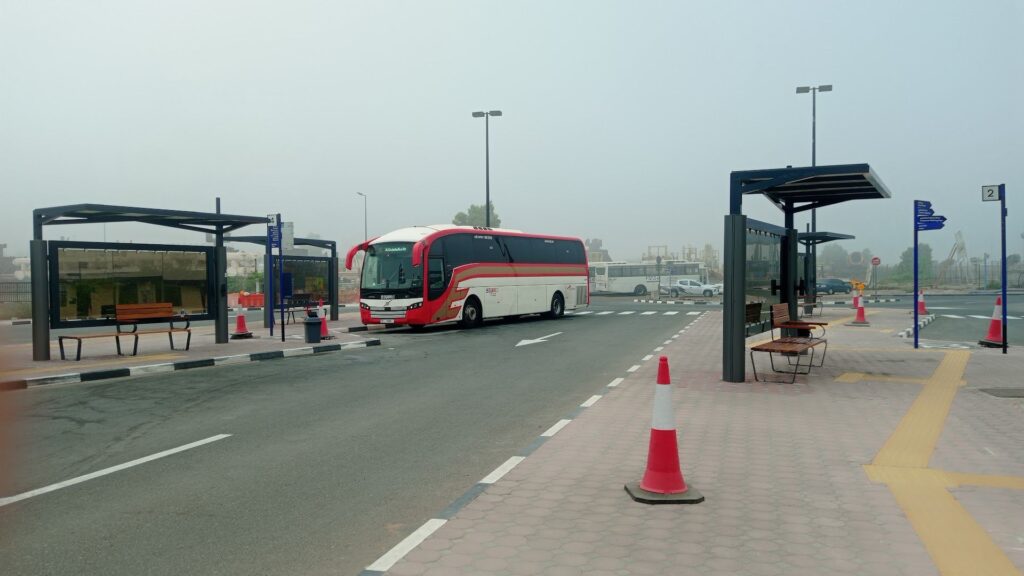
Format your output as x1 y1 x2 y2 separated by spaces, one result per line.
2 1 1021 265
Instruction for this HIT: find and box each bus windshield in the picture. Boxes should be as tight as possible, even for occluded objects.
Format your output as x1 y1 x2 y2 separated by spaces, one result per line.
361 242 422 298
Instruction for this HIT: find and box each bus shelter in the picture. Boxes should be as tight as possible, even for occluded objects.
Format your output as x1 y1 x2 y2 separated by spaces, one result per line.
30 204 269 361
723 164 891 382
226 236 339 323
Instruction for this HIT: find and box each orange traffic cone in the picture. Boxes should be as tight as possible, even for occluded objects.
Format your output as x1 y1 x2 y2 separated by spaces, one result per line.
848 300 870 326
231 312 253 339
852 291 861 310
979 296 1006 348
917 290 928 315
319 315 334 340
625 357 703 504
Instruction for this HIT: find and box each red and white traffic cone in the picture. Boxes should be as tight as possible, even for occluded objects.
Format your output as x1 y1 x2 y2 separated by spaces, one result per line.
230 312 253 339
978 296 1006 348
625 357 703 504
917 290 928 315
848 299 870 326
852 290 861 310
319 315 333 340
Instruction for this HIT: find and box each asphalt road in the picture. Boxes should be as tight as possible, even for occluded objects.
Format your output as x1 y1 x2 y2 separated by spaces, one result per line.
0 297 700 575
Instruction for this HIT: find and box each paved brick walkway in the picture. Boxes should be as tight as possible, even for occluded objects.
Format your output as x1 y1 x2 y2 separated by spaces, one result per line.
371 307 1024 576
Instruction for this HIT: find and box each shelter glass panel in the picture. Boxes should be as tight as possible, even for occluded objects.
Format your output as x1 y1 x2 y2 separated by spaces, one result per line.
52 244 211 326
272 257 332 307
745 229 781 305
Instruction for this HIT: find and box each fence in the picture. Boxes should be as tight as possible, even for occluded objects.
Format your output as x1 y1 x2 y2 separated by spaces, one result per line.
0 281 31 303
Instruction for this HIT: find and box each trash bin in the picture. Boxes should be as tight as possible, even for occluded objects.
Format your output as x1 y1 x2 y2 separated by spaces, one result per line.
303 317 322 344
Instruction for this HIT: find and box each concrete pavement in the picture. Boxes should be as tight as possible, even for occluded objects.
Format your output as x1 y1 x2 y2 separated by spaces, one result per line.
368 306 1024 576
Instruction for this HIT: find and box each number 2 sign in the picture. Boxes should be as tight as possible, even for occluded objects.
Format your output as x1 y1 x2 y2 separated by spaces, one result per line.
982 185 1001 202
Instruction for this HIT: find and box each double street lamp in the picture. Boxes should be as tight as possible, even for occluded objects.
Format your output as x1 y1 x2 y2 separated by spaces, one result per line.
796 84 833 306
471 110 502 227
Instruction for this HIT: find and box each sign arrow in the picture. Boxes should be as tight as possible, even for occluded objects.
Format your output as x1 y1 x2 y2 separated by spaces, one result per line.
916 215 947 223
515 332 563 347
915 200 932 209
916 221 945 231
915 208 934 217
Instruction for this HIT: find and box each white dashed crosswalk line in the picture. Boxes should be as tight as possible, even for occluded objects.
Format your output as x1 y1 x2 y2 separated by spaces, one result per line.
618 311 635 315
663 311 679 316
574 310 594 315
686 311 701 315
597 311 615 315
641 311 658 315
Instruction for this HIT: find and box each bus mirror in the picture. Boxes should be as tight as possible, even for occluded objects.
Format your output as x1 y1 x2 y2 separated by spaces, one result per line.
411 242 424 267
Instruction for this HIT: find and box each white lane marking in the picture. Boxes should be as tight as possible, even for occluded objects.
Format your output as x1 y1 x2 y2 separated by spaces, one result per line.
515 332 563 347
642 354 653 361
641 311 658 315
574 310 594 315
597 311 615 316
480 456 526 484
664 311 679 315
0 434 231 508
618 311 635 315
580 395 602 408
663 340 672 345
983 447 997 456
941 315 966 319
607 378 624 388
627 365 641 373
542 419 573 436
654 347 664 352
671 335 680 339
969 315 991 320
1009 316 1021 320
687 311 701 315
366 518 448 572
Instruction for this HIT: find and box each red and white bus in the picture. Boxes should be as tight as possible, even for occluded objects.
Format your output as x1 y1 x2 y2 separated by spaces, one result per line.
345 225 589 328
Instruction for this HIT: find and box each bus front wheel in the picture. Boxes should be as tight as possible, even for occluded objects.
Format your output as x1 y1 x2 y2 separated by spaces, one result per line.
461 297 483 328
547 293 565 319
633 285 647 296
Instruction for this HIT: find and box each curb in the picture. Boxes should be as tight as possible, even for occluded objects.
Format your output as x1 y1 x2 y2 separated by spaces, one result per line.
0 339 381 391
898 314 937 338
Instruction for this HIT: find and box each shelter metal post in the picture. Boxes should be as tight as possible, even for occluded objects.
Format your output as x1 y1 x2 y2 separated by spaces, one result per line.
214 198 228 344
30 239 50 361
723 214 747 382
329 244 339 321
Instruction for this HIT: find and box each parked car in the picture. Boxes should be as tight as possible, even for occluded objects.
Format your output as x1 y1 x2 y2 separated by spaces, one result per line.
816 278 852 294
661 279 721 298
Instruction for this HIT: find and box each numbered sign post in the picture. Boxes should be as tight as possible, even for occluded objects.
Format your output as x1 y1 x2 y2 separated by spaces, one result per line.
982 184 1008 353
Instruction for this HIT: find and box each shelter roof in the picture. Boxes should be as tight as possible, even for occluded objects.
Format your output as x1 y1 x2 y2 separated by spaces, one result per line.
33 204 268 236
228 236 336 250
731 163 891 214
798 231 855 246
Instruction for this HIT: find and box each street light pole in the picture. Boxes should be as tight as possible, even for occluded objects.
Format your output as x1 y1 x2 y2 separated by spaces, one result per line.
356 192 367 241
472 110 502 227
796 84 832 305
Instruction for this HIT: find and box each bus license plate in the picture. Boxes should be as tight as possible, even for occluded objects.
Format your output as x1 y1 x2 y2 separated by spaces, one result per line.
381 319 395 324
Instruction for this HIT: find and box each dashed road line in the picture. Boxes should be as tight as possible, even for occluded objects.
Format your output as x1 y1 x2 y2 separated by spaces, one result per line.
542 419 573 437
607 377 624 388
618 311 635 315
580 395 602 408
365 519 448 572
627 365 640 372
480 456 525 484
642 354 653 361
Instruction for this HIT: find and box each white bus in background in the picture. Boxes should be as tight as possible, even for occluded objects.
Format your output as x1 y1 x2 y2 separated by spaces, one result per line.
588 260 708 296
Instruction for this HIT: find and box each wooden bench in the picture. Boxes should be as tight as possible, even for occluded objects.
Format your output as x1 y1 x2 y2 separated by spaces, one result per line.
58 303 191 361
748 303 828 383
744 302 765 336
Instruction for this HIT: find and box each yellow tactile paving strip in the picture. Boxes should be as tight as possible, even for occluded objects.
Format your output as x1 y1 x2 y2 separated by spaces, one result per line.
859 349 1024 575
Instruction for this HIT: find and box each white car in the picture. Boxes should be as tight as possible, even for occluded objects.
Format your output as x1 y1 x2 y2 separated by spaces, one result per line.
661 279 721 298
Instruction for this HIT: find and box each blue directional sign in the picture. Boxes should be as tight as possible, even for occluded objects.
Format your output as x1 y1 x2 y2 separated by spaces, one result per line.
914 200 932 209
915 207 935 217
268 225 281 248
916 215 947 223
916 220 945 231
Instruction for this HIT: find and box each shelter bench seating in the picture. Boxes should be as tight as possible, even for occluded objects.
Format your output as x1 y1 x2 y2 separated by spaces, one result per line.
58 303 191 361
749 303 828 383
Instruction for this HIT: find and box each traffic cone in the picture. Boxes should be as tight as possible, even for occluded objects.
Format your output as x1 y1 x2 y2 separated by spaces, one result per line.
319 315 334 340
848 300 870 326
917 290 928 315
852 290 861 310
230 312 253 339
625 357 704 504
979 296 1006 348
